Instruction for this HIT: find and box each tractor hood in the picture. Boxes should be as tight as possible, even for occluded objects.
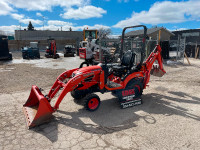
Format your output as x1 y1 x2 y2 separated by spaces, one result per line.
73 66 102 76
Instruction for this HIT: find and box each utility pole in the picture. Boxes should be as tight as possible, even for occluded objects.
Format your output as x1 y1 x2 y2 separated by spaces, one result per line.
18 23 22 50
42 16 45 30
19 23 21 40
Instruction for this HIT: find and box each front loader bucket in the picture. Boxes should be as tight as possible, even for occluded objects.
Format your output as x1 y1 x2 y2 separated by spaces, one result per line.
150 65 166 77
23 85 54 129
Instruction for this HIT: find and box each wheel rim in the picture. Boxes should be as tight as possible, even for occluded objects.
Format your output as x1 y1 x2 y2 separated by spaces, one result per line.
88 98 99 110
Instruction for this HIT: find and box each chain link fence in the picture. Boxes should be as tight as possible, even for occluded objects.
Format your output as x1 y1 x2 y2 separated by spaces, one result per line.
99 37 189 64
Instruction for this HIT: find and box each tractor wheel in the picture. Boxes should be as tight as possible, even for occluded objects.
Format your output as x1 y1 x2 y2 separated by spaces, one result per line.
8 53 12 60
71 89 90 105
45 54 49 58
22 53 27 59
37 53 40 59
71 89 88 100
83 94 101 111
56 54 60 58
53 55 57 59
126 79 143 96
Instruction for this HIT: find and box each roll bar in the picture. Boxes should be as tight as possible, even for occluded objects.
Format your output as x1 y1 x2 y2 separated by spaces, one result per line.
121 25 147 65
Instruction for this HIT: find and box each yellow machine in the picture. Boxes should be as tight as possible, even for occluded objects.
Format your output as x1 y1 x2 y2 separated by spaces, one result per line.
83 29 98 41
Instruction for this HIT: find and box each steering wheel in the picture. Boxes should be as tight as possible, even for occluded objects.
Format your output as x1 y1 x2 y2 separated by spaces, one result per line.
79 61 89 68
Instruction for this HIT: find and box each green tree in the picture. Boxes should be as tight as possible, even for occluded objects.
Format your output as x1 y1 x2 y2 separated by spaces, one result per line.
27 21 34 31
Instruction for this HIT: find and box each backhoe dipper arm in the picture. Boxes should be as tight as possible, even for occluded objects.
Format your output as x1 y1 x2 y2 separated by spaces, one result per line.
143 44 166 88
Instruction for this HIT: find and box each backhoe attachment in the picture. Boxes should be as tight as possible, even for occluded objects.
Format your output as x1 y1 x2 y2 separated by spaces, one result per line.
150 65 166 77
145 44 166 78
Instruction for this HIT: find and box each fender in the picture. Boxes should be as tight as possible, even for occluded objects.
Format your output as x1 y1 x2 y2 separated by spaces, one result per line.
123 72 144 88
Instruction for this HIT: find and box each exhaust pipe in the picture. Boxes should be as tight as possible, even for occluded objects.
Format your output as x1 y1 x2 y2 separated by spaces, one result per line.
23 85 54 129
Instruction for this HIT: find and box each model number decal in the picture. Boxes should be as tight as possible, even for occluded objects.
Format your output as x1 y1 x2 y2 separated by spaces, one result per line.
71 76 81 82
83 72 94 77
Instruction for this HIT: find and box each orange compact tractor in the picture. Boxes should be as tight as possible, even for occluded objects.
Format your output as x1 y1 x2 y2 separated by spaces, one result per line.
23 25 166 128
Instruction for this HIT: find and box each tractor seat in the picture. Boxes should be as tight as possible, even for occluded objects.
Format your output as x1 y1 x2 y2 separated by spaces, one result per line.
112 50 135 77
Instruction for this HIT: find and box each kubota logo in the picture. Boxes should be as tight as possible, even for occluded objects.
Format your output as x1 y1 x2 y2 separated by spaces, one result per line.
122 89 135 97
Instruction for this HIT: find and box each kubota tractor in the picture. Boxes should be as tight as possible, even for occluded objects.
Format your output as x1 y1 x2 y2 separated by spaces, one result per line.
23 25 166 129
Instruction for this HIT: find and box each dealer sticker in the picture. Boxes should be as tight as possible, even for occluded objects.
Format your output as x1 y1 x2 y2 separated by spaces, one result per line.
120 99 142 109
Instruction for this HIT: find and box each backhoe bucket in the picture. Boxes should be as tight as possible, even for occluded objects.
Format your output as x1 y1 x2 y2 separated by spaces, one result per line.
150 65 166 77
23 85 54 129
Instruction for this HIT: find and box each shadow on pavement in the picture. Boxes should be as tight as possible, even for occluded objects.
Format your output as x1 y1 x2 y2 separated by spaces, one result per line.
32 91 200 142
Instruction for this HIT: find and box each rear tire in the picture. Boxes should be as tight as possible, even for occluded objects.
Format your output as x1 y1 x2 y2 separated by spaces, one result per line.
126 79 143 96
83 94 101 111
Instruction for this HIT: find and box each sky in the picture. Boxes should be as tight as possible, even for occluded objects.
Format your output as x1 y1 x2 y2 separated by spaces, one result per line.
0 0 200 35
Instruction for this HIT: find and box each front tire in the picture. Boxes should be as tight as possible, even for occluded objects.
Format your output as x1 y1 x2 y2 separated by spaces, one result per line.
83 94 101 111
71 89 89 100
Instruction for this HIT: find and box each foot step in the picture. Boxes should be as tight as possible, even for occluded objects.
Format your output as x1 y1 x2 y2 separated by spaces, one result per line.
107 81 121 88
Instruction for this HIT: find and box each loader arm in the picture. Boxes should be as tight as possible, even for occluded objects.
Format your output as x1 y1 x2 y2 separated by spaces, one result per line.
143 44 166 88
23 68 100 128
47 68 99 110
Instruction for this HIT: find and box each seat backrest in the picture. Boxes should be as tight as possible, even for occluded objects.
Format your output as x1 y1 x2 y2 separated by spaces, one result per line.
121 50 135 68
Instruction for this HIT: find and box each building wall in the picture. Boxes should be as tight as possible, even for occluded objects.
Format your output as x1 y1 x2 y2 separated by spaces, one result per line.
15 30 83 41
14 30 83 51
8 39 76 51
171 29 200 44
148 29 171 41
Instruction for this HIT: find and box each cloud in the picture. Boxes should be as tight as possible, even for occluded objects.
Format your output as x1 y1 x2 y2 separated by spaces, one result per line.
40 24 110 31
61 5 107 19
0 25 21 34
10 13 43 25
73 24 110 30
10 13 24 20
36 12 42 17
20 19 43 25
0 24 110 34
118 0 129 3
1 0 106 21
33 24 110 32
4 0 89 11
48 20 74 26
113 0 200 28
0 0 14 15
169 26 188 31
